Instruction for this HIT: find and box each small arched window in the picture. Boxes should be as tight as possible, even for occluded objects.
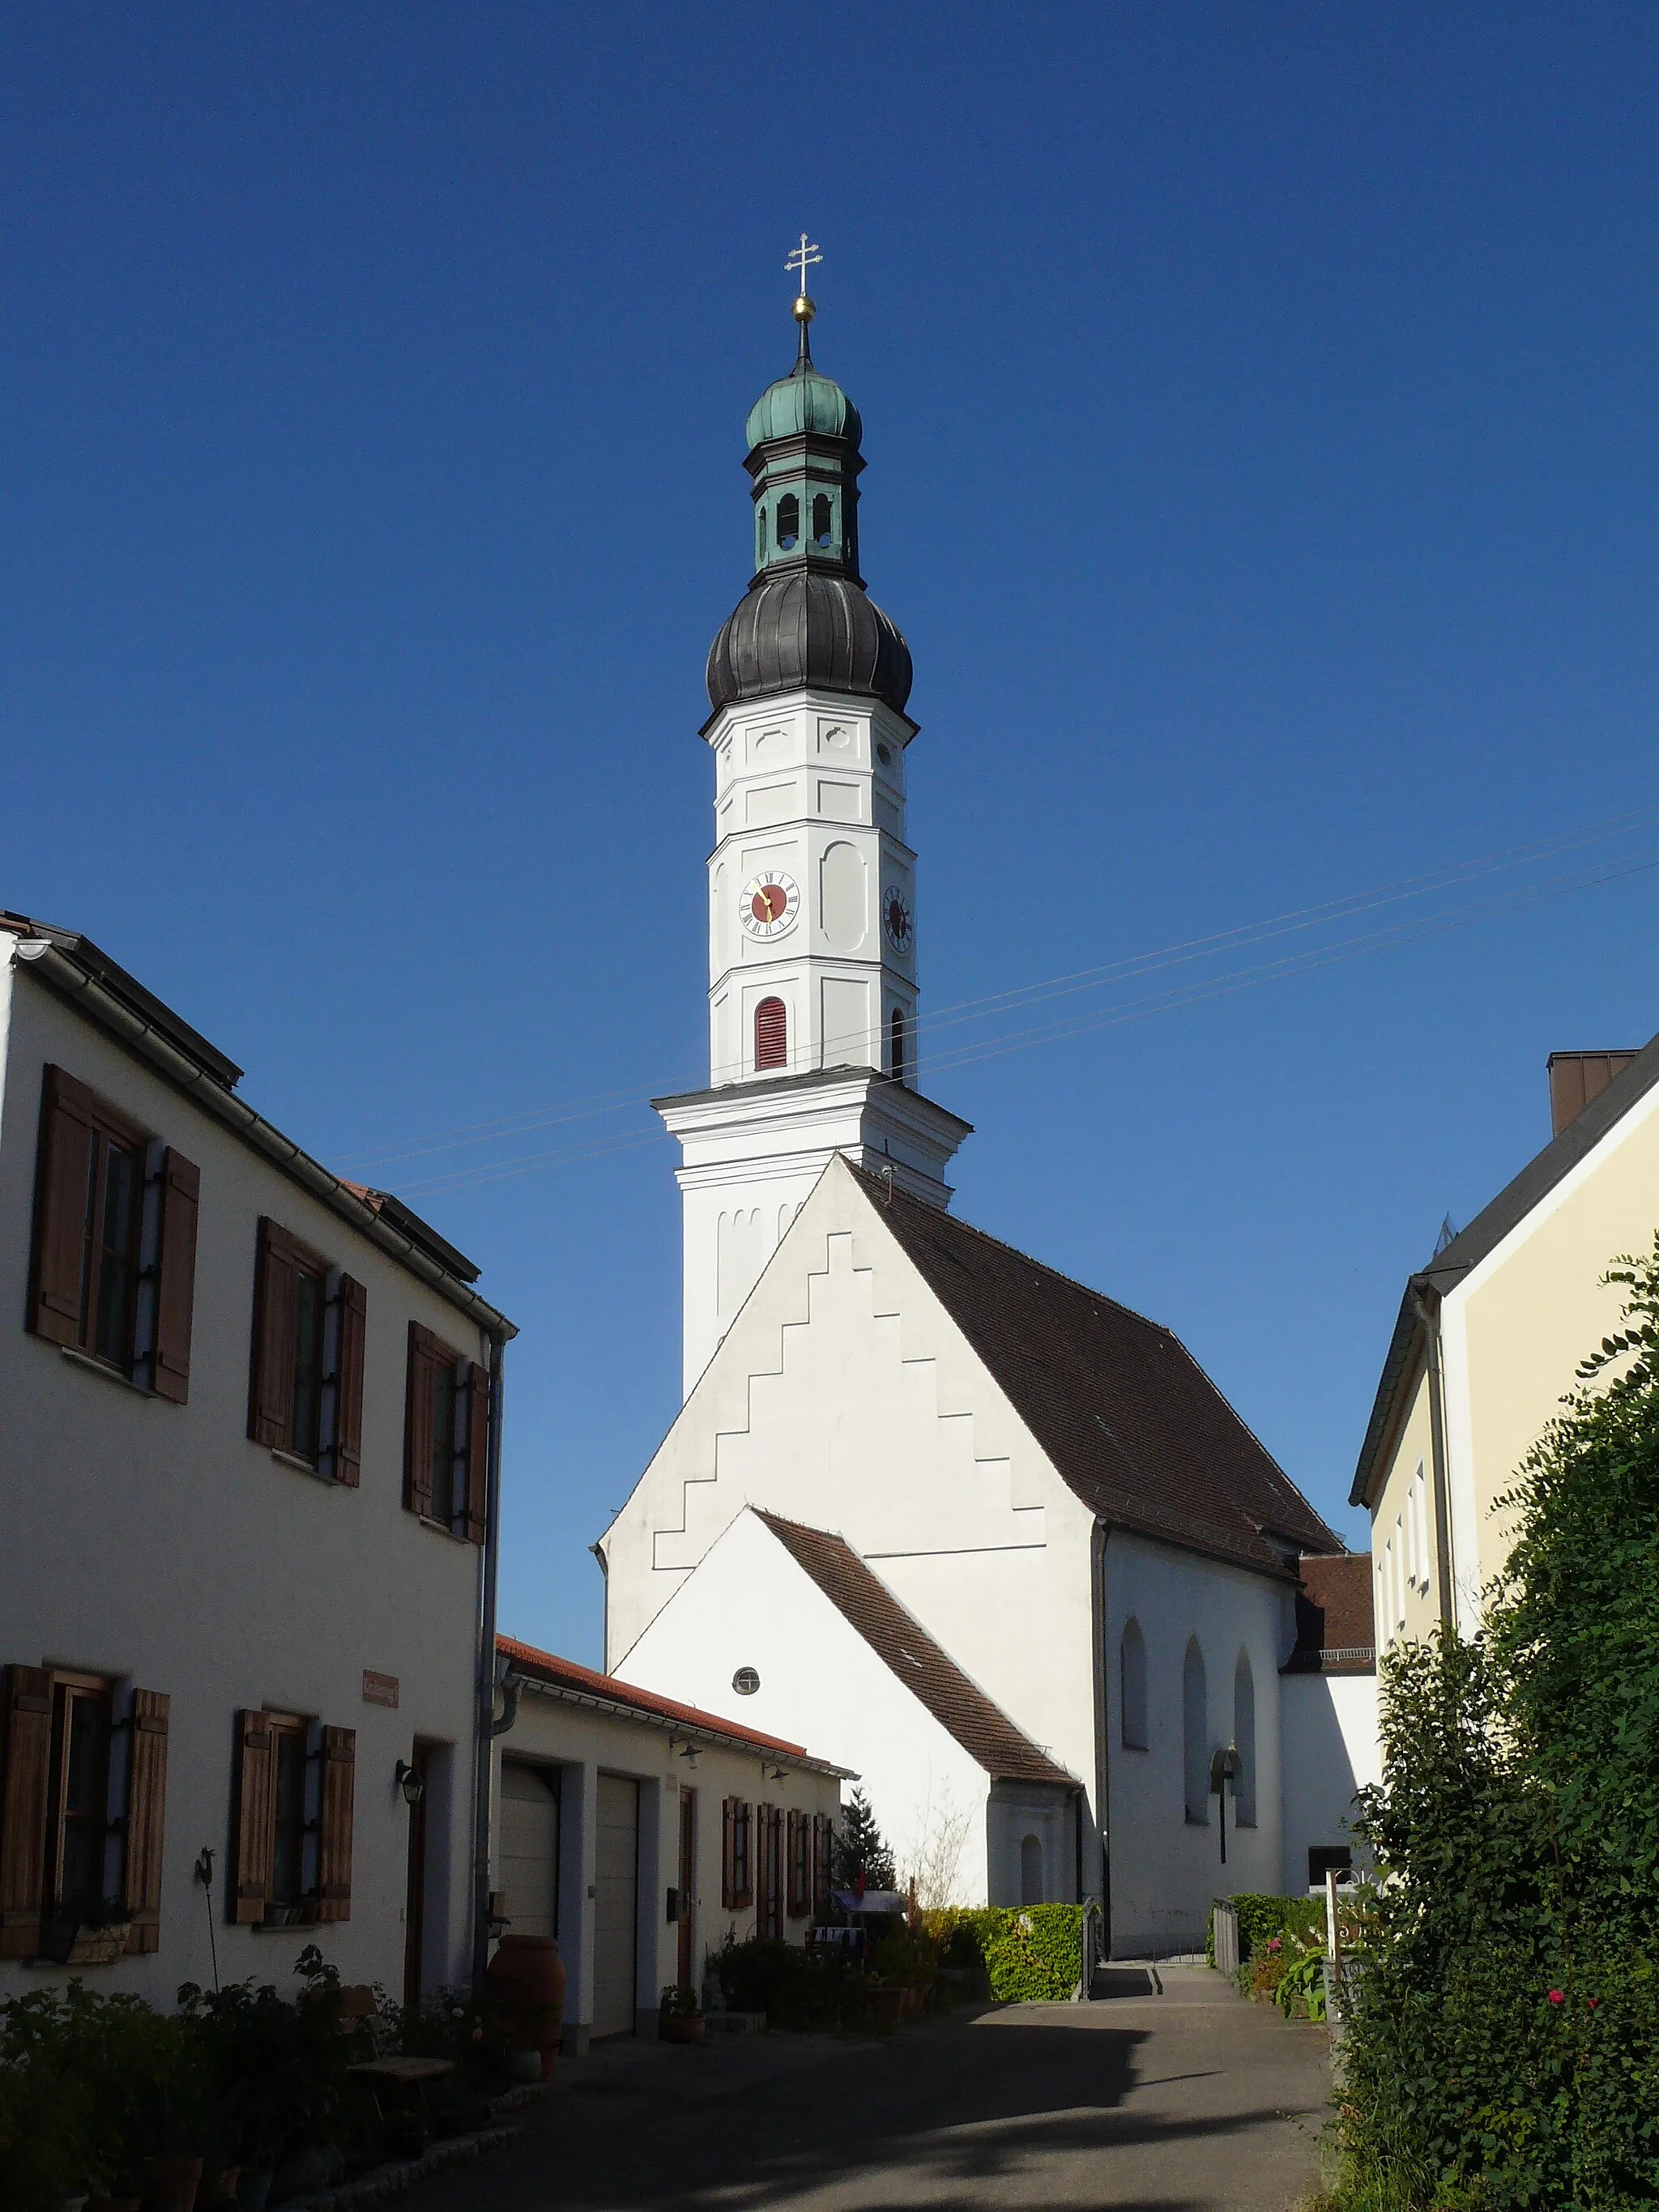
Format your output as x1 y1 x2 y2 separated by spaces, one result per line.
812 493 834 547
1233 1649 1256 1828
889 1008 906 1083
1020 1834 1043 1906
754 996 787 1072
775 494 799 550
1120 1617 1147 1749
1183 1637 1208 1825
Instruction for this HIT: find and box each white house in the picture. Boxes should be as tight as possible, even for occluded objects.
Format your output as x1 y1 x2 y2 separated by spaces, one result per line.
490 1635 847 2050
595 304 1370 1954
0 912 514 2005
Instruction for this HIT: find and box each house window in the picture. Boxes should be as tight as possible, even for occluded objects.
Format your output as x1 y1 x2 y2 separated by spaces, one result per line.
1020 1834 1043 1906
229 1709 356 1928
721 1796 753 1909
757 1803 783 1939
28 1067 200 1399
775 494 799 550
1232 1650 1256 1827
812 493 833 546
1120 1617 1148 1749
403 1324 489 1541
0 1667 171 1961
1183 1638 1208 1824
787 1808 812 1917
754 997 787 1072
812 1812 834 1918
249 1221 368 1481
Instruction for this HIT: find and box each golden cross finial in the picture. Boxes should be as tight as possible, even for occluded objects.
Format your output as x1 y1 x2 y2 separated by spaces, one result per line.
786 232 822 324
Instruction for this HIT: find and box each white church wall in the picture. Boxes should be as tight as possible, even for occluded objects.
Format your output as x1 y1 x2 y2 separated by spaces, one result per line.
1102 1532 1289 1956
615 1510 992 1905
1279 1671 1380 1896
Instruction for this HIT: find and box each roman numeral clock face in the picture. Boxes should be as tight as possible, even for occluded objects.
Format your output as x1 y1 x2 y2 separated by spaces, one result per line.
740 872 800 940
883 887 914 953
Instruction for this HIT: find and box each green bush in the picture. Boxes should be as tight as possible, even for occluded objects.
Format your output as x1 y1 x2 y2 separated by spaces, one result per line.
1331 1242 1659 2210
1208 1891 1322 1965
711 1936 874 2030
922 1907 1086 2002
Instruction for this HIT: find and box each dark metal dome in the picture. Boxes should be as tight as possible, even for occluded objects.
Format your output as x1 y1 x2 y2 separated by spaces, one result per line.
706 569 913 718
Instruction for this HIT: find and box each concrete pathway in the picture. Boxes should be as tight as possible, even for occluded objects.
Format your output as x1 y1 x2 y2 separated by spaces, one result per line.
397 1966 1328 2211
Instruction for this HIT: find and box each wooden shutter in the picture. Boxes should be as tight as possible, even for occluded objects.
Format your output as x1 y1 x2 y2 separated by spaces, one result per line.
151 1152 199 1404
786 1809 805 1916
812 1813 834 1917
0 1666 53 1959
122 1689 170 1954
403 1323 437 1517
28 1067 100 1348
231 1709 276 1924
248 1220 298 1450
721 1796 736 1908
754 997 787 1072
462 1359 490 1545
734 1800 753 1908
334 1276 367 1488
316 1726 355 1923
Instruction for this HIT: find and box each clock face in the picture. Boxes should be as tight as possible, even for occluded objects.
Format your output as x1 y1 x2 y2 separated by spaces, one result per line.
882 886 914 953
740 872 800 940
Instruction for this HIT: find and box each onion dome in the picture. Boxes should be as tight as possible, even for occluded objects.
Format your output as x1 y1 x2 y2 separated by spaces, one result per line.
744 365 863 451
706 569 913 716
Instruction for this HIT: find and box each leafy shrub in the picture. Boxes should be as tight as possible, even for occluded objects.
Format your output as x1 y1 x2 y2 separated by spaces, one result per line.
1276 1950 1327 2021
177 1946 356 2166
922 1907 1086 2002
1208 1891 1323 1965
711 1937 873 2030
1332 1244 1659 2209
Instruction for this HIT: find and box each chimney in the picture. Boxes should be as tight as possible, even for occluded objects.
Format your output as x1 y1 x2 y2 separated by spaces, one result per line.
1547 1051 1638 1138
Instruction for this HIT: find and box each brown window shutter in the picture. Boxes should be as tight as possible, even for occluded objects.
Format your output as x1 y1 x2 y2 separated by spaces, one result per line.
735 1801 753 1909
0 1665 53 1959
812 1813 833 1917
403 1323 436 1516
316 1725 355 1923
334 1276 368 1488
785 1809 801 1916
122 1689 170 1954
28 1068 101 1349
248 1220 298 1450
151 1152 200 1404
231 1708 276 1924
721 1796 735 1908
463 1360 490 1545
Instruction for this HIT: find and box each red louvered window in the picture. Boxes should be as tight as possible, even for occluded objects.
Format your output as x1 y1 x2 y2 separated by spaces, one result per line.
754 998 787 1072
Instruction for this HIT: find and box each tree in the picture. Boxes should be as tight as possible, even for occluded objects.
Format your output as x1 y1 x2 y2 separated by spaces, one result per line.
832 1787 896 1894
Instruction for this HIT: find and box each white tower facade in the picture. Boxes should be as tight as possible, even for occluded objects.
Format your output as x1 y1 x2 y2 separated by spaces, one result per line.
656 299 969 1394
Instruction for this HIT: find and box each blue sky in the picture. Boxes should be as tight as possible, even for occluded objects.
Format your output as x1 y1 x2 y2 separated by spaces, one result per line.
4 6 1657 1664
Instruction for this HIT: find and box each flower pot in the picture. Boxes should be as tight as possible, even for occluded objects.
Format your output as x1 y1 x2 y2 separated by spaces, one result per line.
205 2169 241 2205
485 1933 567 2085
505 2048 544 2085
659 2012 706 2044
234 2174 272 2212
140 2157 202 2212
869 1987 905 2024
67 1923 131 1965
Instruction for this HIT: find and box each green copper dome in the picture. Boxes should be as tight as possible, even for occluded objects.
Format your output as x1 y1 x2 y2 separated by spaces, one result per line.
744 361 863 452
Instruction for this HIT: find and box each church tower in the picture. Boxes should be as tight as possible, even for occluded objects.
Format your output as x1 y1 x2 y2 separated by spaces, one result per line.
656 262 970 1395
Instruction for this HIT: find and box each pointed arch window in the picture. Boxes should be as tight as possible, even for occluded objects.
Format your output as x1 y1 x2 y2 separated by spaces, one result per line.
754 997 787 1072
812 493 834 547
1232 1649 1256 1828
1120 1617 1147 1750
1183 1638 1208 1824
775 494 799 551
889 1008 906 1084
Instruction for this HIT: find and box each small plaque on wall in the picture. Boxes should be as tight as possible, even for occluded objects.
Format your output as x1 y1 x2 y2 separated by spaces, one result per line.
361 1670 400 1709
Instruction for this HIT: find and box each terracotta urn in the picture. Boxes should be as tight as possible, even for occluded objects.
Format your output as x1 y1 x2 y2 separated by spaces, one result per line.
486 1933 567 2083
659 2011 706 2044
139 2157 202 2212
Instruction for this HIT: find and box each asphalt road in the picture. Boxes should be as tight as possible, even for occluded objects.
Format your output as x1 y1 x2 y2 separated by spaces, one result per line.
396 1967 1328 2212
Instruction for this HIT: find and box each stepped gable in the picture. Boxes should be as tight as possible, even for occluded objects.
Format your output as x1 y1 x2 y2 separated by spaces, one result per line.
753 1512 1075 1788
848 1166 1341 1578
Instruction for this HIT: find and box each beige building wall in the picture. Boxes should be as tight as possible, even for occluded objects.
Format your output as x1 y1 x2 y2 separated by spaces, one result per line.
1365 1364 1441 1652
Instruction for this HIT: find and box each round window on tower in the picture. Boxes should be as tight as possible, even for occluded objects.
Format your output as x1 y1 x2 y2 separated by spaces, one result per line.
876 742 893 765
731 1666 761 1697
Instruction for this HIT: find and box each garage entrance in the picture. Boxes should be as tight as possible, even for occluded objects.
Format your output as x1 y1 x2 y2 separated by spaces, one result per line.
498 1759 560 1937
593 1772 640 2039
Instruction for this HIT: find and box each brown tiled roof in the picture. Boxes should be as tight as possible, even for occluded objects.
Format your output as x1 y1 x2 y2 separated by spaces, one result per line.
848 1168 1341 1578
753 1512 1077 1788
1283 1555 1375 1675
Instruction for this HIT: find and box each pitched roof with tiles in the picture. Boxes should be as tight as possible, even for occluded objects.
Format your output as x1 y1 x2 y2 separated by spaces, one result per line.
753 1511 1077 1788
846 1166 1341 1578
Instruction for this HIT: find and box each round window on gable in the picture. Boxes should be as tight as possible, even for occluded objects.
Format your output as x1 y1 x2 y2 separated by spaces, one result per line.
731 1666 761 1696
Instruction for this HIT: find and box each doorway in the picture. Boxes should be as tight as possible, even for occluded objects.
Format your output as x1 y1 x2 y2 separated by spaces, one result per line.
593 1773 640 2039
676 1788 697 1989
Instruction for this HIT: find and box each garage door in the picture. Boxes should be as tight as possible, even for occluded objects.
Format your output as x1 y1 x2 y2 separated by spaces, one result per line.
593 1773 640 2039
498 1761 560 1938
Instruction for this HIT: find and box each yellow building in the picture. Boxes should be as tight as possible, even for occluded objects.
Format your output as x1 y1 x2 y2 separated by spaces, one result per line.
1351 1046 1657 1639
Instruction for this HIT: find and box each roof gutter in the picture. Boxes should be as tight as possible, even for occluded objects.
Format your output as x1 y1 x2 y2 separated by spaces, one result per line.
15 938 514 1340
498 1666 857 1782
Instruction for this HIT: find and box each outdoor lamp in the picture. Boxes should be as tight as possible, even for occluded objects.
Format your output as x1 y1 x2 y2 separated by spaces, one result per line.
394 1758 425 1807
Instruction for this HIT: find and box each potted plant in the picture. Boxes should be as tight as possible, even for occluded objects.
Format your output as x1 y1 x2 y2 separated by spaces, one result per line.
658 1987 706 2045
37 1900 134 1967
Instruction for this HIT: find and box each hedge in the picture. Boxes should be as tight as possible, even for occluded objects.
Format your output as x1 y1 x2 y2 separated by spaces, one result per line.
923 1907 1086 2002
1207 1892 1323 1966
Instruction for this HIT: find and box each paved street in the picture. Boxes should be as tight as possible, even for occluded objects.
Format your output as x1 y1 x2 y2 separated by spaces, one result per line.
399 1967 1328 2212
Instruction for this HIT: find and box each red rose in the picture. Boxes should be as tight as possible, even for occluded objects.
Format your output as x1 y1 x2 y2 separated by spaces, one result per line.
1548 1989 1565 2005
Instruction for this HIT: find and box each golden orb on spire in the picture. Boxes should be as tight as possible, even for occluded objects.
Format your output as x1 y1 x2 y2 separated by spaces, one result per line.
792 292 817 325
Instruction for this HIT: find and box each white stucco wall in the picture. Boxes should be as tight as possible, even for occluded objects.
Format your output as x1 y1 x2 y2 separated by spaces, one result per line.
491 1671 841 2048
614 1511 992 1904
1279 1671 1380 1895
0 958 494 2005
1102 1532 1292 1955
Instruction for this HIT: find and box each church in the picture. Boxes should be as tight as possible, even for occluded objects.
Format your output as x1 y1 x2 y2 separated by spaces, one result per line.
597 266 1375 1956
